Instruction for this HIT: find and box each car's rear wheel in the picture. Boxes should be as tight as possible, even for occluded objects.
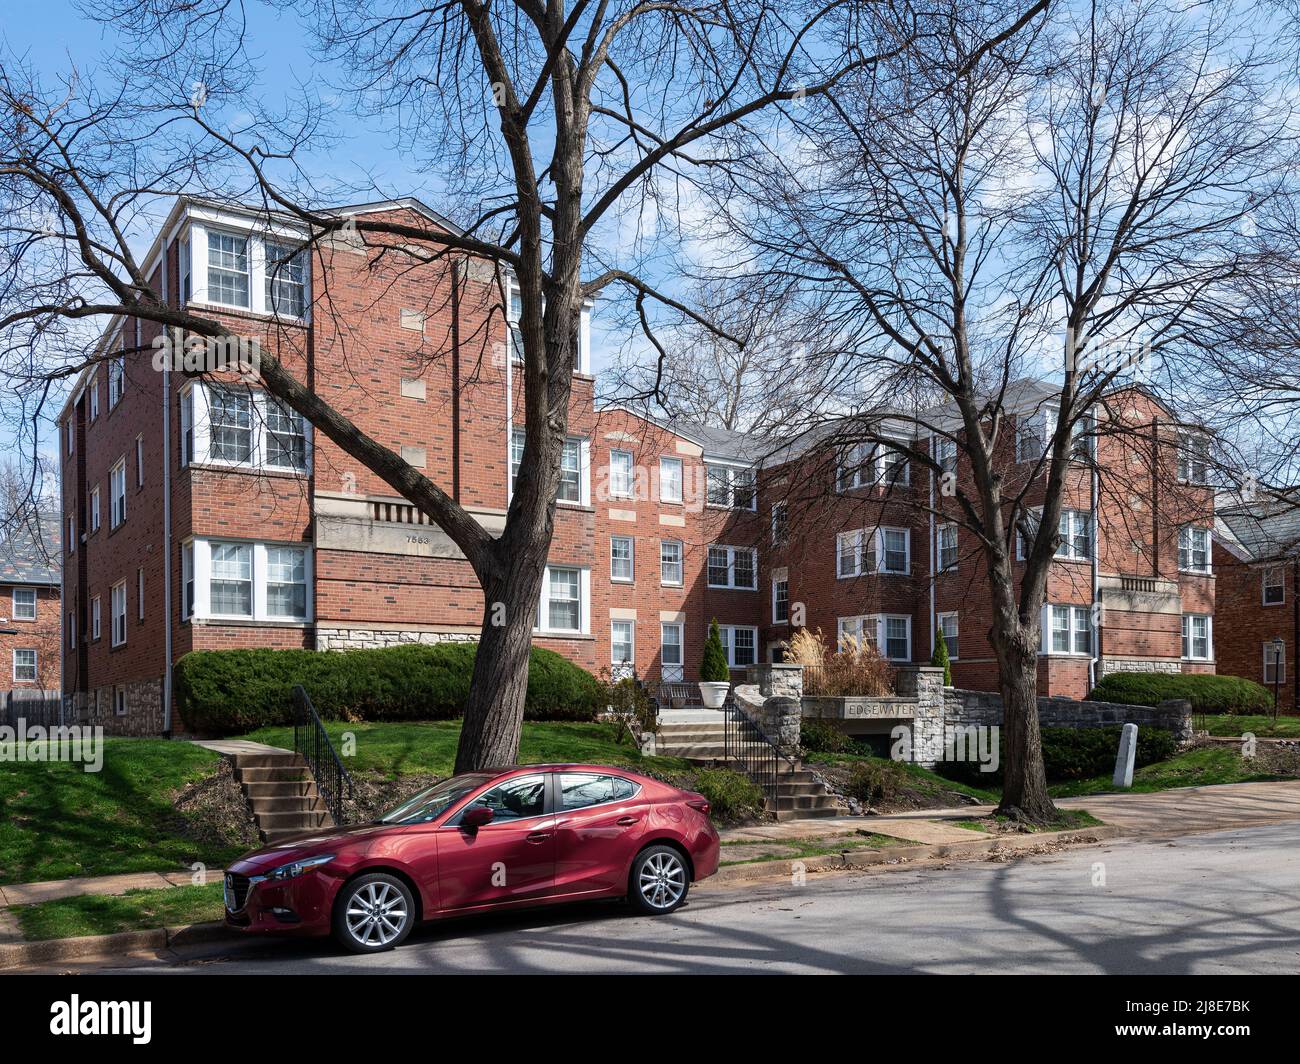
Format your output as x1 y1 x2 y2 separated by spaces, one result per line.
628 845 689 915
332 873 415 954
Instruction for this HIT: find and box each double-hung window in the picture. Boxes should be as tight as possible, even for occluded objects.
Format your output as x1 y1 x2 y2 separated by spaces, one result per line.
1182 615 1212 661
660 540 683 585
1057 510 1092 560
881 529 909 573
12 587 36 621
186 539 311 622
707 545 756 590
266 399 307 471
110 459 127 529
608 449 634 498
1264 567 1285 605
536 566 585 633
838 615 911 661
110 581 127 647
207 231 251 308
771 502 788 547
265 241 307 317
659 457 683 504
91 596 102 640
611 621 634 667
837 528 908 575
108 356 125 408
210 543 254 617
937 612 959 659
716 625 757 668
182 384 311 473
660 623 684 681
837 441 874 490
879 445 910 486
610 536 635 582
1263 640 1285 684
12 649 37 683
937 524 958 571
1178 526 1211 574
1177 433 1210 485
705 465 755 509
934 434 957 475
89 486 101 533
266 548 308 618
772 578 789 624
209 387 253 463
558 438 585 503
1046 605 1092 656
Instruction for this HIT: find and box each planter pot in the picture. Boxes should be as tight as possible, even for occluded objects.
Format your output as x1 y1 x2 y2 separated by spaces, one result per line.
698 681 731 709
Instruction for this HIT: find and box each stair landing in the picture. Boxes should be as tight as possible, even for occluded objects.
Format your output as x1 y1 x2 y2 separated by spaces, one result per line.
193 740 335 843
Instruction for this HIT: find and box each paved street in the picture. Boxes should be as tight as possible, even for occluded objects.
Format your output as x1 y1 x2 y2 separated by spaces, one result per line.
86 822 1300 975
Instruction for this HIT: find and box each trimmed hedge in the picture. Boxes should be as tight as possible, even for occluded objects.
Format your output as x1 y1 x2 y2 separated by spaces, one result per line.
937 725 1178 786
175 644 604 735
1086 672 1273 715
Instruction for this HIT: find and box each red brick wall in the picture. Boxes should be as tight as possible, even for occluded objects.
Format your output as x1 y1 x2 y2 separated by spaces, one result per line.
1 583 60 688
1214 544 1298 712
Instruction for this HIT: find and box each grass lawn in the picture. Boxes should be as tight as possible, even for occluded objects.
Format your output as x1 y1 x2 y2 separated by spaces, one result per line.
1197 714 1300 738
0 740 247 887
718 832 909 866
1048 745 1285 797
13 883 225 941
239 719 695 780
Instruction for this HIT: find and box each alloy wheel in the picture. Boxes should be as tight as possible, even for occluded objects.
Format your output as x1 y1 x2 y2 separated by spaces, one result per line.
344 881 409 947
638 851 686 910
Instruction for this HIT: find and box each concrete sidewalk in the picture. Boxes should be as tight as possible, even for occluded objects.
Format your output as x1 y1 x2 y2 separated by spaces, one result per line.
0 868 223 908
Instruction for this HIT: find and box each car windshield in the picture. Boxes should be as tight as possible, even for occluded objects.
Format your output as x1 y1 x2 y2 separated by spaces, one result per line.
376 773 496 825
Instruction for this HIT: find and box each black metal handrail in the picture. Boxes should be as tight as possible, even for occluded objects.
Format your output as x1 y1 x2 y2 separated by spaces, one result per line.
721 695 798 803
292 684 354 826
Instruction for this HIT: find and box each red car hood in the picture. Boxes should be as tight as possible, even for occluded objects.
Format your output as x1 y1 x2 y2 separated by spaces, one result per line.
229 822 391 875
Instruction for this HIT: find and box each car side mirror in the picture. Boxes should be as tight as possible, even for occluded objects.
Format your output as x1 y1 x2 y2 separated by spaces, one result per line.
462 806 493 830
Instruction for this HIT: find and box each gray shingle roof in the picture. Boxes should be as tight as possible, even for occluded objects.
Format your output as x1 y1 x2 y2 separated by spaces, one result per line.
1215 489 1300 562
0 511 61 586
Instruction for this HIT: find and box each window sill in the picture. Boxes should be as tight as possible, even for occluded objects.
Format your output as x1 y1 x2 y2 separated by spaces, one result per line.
533 630 594 640
707 585 758 592
189 617 313 628
186 299 309 328
186 462 310 480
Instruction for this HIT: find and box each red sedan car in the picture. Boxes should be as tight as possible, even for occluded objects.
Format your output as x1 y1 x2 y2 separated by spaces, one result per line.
224 764 720 953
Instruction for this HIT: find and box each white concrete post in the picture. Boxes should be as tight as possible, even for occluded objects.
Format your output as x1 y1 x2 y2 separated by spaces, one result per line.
1113 722 1138 789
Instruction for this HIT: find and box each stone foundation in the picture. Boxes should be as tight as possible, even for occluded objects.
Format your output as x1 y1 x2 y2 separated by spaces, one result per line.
951 688 1193 745
1097 657 1185 678
67 677 165 736
316 627 478 651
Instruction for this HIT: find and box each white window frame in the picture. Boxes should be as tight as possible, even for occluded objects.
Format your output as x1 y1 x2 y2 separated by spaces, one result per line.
1182 614 1213 662
705 463 756 511
503 277 591 375
109 459 127 529
179 382 312 474
108 355 125 409
659 456 683 504
88 372 100 422
936 611 959 660
837 614 912 661
933 434 958 475
89 486 101 533
937 523 958 572
184 218 312 323
137 567 145 621
1056 509 1093 561
660 622 684 681
556 437 590 506
610 535 635 583
706 545 758 590
611 620 635 667
533 565 590 636
1042 604 1093 656
183 539 315 623
111 581 127 647
837 527 909 576
11 587 37 621
1178 525 1212 574
772 577 789 625
771 501 788 547
1263 641 1286 685
1263 566 1285 606
716 624 759 668
608 449 634 499
135 434 145 487
91 595 102 641
1177 432 1211 485
12 648 37 684
660 540 683 586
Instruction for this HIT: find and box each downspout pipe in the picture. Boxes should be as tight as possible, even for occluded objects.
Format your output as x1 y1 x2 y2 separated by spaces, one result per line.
1089 462 1100 692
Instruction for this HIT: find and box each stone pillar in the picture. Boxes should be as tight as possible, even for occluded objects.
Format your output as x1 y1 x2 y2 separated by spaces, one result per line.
749 663 804 700
762 696 802 752
1157 699 1194 745
895 666 948 767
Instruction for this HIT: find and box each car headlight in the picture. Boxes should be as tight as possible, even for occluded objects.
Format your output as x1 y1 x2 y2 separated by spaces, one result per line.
264 854 337 881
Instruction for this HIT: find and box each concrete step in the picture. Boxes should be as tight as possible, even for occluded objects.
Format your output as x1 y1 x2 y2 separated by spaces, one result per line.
257 810 333 830
239 766 310 783
231 753 305 770
656 724 726 736
768 794 847 812
241 775 319 790
249 795 326 815
655 744 727 759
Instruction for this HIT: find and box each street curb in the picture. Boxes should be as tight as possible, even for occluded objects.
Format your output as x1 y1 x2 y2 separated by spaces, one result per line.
706 823 1126 885
0 921 232 972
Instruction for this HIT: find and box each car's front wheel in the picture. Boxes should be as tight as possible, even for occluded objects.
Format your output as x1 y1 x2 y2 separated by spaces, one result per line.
332 873 415 954
628 845 690 915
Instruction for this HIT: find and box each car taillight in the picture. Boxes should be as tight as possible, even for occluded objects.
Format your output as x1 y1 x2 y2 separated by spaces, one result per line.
686 798 710 815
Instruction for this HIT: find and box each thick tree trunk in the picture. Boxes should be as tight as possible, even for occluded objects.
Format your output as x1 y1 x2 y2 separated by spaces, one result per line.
454 563 548 773
992 624 1057 824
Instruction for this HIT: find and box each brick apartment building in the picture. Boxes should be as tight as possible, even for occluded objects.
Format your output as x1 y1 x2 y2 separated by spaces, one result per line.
1214 490 1300 713
0 511 61 692
57 196 1222 734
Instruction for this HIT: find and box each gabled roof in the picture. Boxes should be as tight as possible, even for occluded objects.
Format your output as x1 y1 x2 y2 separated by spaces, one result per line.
1215 488 1300 563
0 510 61 586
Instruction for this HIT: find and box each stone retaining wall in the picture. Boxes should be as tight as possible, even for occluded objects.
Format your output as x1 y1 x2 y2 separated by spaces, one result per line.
315 627 477 651
950 688 1193 744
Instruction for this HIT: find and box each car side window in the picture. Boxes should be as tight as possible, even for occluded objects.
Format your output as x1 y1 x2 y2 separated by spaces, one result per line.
462 774 547 822
559 773 614 810
611 777 638 801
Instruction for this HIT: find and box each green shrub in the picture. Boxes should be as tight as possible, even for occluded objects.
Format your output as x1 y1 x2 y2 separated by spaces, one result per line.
175 644 603 735
690 768 766 823
800 718 864 755
700 619 730 683
931 628 952 687
937 725 1177 786
844 760 907 805
1087 672 1273 715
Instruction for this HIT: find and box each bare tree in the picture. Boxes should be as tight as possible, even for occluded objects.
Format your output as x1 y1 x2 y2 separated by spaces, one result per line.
707 0 1297 821
0 0 946 769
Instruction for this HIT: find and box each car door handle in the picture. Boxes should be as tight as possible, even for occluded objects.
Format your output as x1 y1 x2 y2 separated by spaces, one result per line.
526 830 553 843
616 816 639 826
